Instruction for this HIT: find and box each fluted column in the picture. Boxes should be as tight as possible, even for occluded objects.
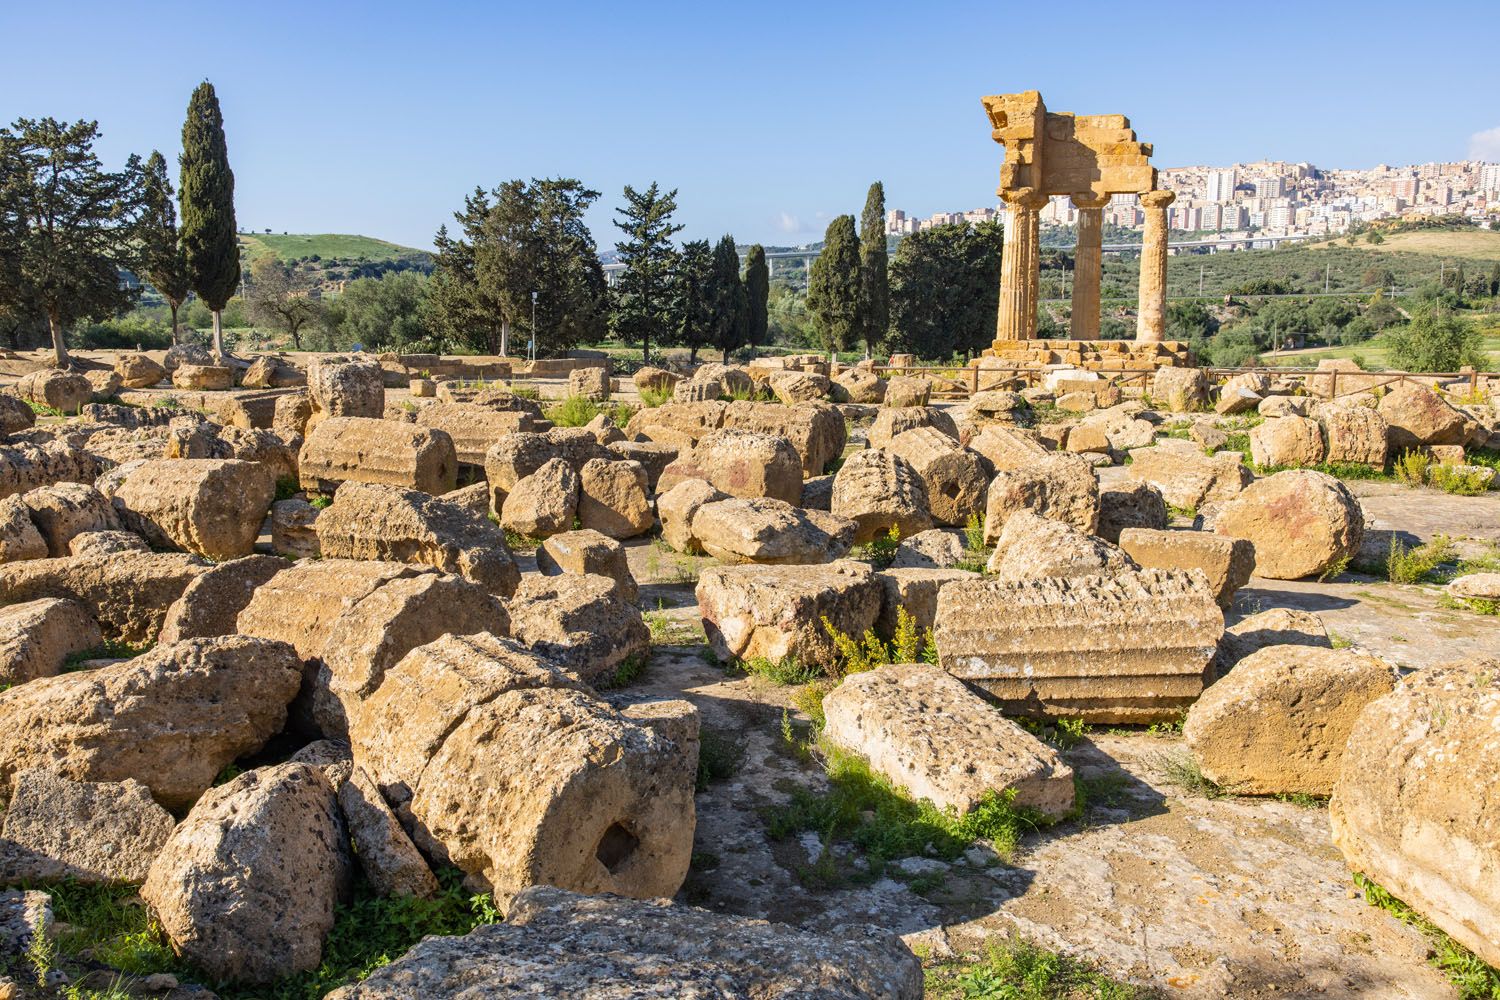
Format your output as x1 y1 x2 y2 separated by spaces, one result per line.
1135 189 1175 343
1069 193 1110 339
995 187 1049 343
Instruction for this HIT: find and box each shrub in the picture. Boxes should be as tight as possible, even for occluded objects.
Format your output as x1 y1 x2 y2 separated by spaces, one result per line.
639 386 672 407
1385 534 1456 584
1428 464 1493 496
1393 449 1431 486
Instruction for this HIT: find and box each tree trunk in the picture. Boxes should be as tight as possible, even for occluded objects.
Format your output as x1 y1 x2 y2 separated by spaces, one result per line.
48 309 69 368
500 318 510 358
169 302 181 346
212 309 224 358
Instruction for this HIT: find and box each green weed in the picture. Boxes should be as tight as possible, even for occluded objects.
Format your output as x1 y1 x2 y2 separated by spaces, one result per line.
1393 449 1432 486
963 513 987 554
1355 873 1500 1000
695 727 745 790
594 654 647 691
1428 464 1494 496
639 386 672 407
740 656 823 686
1018 717 1090 751
854 525 903 569
62 639 150 672
821 607 934 677
274 476 301 502
502 528 544 551
1154 751 1224 799
925 936 1150 999
1385 534 1456 584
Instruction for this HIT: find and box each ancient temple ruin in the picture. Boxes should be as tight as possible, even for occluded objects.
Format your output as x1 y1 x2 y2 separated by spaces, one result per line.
981 91 1191 369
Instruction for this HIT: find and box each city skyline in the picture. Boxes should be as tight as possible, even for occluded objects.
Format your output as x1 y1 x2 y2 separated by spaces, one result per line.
3 0 1497 250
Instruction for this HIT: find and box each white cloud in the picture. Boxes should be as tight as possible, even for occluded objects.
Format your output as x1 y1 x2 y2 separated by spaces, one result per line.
776 212 803 234
1469 126 1500 161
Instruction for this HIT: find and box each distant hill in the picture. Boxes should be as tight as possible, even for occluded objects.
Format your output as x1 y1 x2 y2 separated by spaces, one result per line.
1311 227 1500 262
238 232 432 266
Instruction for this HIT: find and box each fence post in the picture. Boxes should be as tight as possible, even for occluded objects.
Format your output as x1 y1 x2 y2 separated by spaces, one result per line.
1329 369 1337 400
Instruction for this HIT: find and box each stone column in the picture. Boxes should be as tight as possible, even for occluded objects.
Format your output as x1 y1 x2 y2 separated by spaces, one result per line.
1069 193 1110 340
1135 189 1176 343
995 187 1048 343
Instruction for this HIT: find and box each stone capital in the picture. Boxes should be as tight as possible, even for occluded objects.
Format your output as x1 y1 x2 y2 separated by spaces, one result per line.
1140 189 1177 209
1001 187 1049 211
1070 193 1112 210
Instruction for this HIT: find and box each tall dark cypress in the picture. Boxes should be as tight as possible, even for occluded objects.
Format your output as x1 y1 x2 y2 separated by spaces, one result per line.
179 82 239 356
742 244 769 353
806 215 861 354
858 181 889 357
707 235 748 362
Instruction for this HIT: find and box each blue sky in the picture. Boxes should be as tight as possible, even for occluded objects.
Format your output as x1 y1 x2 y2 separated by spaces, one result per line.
3 0 1496 251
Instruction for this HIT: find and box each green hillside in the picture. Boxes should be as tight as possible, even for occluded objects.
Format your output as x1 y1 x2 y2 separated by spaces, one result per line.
237 232 431 265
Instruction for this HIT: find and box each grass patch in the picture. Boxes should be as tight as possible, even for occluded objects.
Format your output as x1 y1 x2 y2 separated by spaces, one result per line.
853 525 902 569
1443 594 1500 616
1393 449 1431 486
643 539 699 584
1355 872 1500 1000
307 494 331 510
639 386 672 407
502 528 544 551
1428 463 1495 496
1385 534 1457 584
1017 716 1090 751
695 727 745 790
593 653 647 691
274 476 301 502
925 936 1151 999
62 640 150 672
1153 751 1224 799
739 655 824 686
25 399 67 418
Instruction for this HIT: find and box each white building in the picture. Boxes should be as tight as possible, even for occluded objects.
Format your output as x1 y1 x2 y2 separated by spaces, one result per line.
1206 168 1238 203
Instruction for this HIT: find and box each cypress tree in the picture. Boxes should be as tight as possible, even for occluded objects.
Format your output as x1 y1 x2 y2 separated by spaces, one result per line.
139 151 190 344
806 215 861 354
179 82 239 357
742 244 768 353
707 235 749 362
671 239 714 361
858 181 889 357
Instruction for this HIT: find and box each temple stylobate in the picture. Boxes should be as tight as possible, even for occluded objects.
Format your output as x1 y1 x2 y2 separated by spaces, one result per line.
981 91 1190 371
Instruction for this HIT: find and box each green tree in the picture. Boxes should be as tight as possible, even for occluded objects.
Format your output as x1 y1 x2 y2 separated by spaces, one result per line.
742 244 768 352
245 255 321 349
1489 261 1499 297
670 239 713 361
428 203 504 353
138 150 190 344
611 182 683 362
857 181 889 356
334 272 432 352
707 235 749 362
1384 305 1487 373
806 214 861 354
887 220 1004 359
0 118 144 366
179 82 240 357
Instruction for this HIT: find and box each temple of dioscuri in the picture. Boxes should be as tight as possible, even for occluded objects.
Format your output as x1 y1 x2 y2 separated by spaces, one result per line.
980 91 1193 371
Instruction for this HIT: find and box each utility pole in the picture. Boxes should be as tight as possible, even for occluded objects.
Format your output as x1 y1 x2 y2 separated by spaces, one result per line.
1325 262 1330 294
1198 263 1205 296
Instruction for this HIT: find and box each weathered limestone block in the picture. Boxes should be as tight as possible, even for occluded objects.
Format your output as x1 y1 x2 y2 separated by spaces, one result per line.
935 569 1224 723
721 400 845 477
325 886 921 1000
0 394 35 437
500 457 578 538
691 497 851 565
1214 470 1362 580
537 529 638 602
85 369 123 401
482 429 611 508
1097 481 1168 543
566 365 610 401
1315 402 1388 467
890 528 968 569
339 765 439 899
315 481 519 597
172 364 233 391
272 497 320 558
697 560 882 669
0 442 102 499
111 458 274 560
0 494 48 563
874 567 977 637
240 354 305 389
768 370 831 405
867 405 958 450
1152 366 1208 412
624 400 728 450
237 559 507 739
1249 415 1325 469
1118 527 1254 607
506 574 649 685
162 343 213 372
440 481 492 521
1123 440 1251 511
115 352 168 389
411 403 532 466
830 449 932 545
885 426 989 528
142 762 349 984
0 769 176 884
832 367 885 404
0 550 207 643
884 375 931 408
1330 659 1500 967
607 440 677 492
656 478 726 554
274 392 313 438
632 366 681 392
823 664 1075 817
350 633 697 905
1377 382 1467 451
157 554 289 644
308 357 385 425
988 510 1134 582
657 428 803 505
18 482 116 557
1185 645 1397 795
0 636 302 810
577 458 653 539
1211 607 1330 679
1259 394 1310 418
967 424 1046 473
983 452 1099 545
0 597 101 686
300 417 457 496
1449 573 1500 601
15 369 91 413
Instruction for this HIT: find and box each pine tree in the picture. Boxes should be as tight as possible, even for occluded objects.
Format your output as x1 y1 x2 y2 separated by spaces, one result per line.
671 239 713 361
857 181 889 357
887 220 1005 359
179 82 239 357
611 183 683 362
139 151 190 344
707 235 749 362
0 118 145 367
806 215 861 354
742 244 768 353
